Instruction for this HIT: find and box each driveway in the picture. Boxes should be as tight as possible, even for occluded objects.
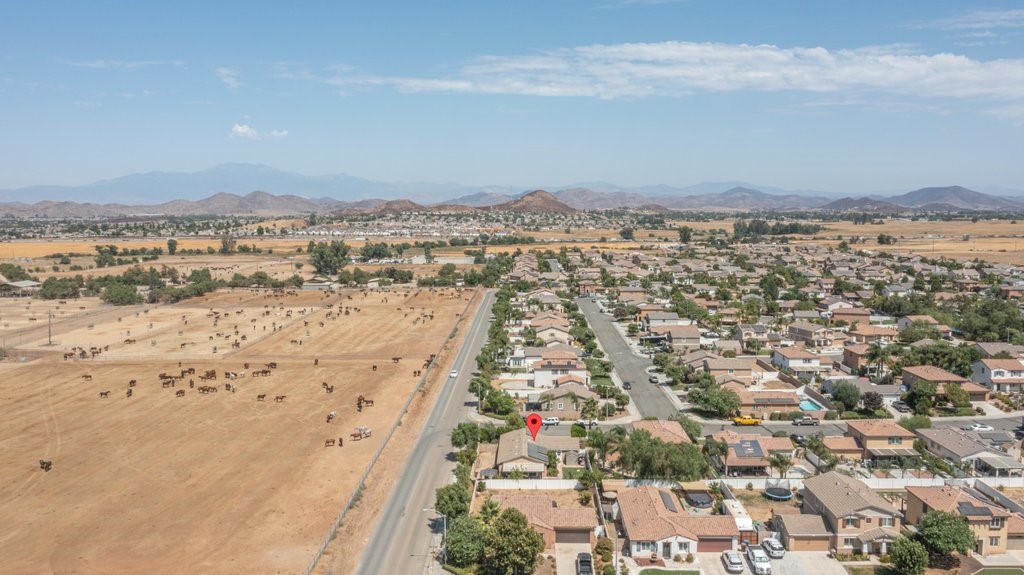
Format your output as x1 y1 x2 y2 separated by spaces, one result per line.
555 542 591 575
697 551 847 575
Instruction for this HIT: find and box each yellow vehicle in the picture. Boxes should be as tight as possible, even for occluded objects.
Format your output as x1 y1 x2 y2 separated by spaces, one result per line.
732 415 762 426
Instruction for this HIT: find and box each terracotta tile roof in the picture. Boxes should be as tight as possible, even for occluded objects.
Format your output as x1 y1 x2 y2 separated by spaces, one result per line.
823 437 862 452
846 419 915 439
492 493 599 530
905 486 1010 518
777 514 831 536
631 420 692 444
803 471 900 518
979 359 1024 370
903 365 967 383
618 486 739 542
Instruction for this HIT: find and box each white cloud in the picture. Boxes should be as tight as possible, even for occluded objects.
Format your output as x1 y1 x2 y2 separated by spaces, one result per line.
914 9 1024 31
216 67 241 89
287 41 1024 114
230 123 288 140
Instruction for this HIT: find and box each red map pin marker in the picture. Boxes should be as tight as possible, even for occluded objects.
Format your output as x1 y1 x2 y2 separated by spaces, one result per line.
525 413 542 441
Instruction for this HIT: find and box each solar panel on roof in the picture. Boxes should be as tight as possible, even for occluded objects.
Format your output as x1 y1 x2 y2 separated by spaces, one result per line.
659 490 677 512
957 501 992 516
734 440 764 458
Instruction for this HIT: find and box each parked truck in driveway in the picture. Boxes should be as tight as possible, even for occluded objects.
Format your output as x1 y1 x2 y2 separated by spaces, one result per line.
793 416 819 426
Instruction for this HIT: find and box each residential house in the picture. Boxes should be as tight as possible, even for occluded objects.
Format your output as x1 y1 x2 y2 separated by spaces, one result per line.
832 307 871 327
801 471 903 555
615 486 739 558
726 386 802 418
648 325 701 350
973 342 1024 359
849 325 899 344
904 486 1012 556
630 420 692 444
775 514 833 551
903 365 990 401
493 430 581 477
822 436 864 462
708 430 794 476
973 359 1024 393
916 428 1023 476
897 315 953 339
845 419 917 462
491 492 599 549
531 351 590 389
642 311 686 330
842 344 873 373
788 320 834 347
771 347 823 376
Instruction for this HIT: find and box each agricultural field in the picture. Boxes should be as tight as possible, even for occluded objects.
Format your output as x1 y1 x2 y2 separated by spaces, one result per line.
0 285 478 574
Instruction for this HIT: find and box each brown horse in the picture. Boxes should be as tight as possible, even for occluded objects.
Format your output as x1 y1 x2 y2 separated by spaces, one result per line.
256 394 266 401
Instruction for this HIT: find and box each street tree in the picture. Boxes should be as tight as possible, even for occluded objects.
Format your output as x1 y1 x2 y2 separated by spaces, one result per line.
434 483 470 519
483 508 545 575
445 514 485 567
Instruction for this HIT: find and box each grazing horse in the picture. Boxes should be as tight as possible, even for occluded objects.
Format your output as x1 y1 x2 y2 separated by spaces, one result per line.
326 411 336 423
274 395 286 402
371 365 377 372
126 389 132 398
314 358 319 366
176 390 185 397
256 394 266 401
324 438 336 447
99 391 110 398
82 374 92 381
39 460 52 472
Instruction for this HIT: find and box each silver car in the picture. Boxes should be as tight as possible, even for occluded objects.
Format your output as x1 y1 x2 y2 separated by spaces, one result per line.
721 550 744 573
761 538 785 558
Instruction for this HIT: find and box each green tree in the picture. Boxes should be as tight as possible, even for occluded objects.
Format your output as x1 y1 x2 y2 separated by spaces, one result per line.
309 241 352 275
672 414 703 442
479 497 502 525
898 414 932 432
942 382 971 409
917 510 975 555
446 514 485 567
678 226 692 243
900 321 941 343
769 452 793 479
830 381 861 411
219 235 237 255
619 227 635 240
581 397 600 420
434 483 470 519
102 283 142 305
166 238 178 255
866 341 892 377
450 423 480 450
687 385 741 418
482 508 545 575
862 391 884 411
890 536 928 575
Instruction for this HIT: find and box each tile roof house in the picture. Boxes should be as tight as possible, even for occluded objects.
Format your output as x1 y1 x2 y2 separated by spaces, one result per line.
802 471 902 555
973 359 1024 393
630 420 692 444
788 320 834 347
915 428 1024 476
774 514 833 551
771 347 824 375
708 430 794 476
531 352 590 389
614 486 739 559
491 492 599 550
904 486 1013 556
494 430 582 477
845 419 917 461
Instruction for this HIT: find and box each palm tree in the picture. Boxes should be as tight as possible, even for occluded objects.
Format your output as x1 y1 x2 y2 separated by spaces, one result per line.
769 453 793 479
479 497 501 525
865 341 891 379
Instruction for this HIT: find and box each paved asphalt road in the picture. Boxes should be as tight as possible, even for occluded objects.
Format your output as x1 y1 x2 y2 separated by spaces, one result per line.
577 298 677 419
356 290 495 575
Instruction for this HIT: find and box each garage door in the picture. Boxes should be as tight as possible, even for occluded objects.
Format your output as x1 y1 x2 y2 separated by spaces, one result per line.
555 529 591 544
698 538 733 552
788 537 830 551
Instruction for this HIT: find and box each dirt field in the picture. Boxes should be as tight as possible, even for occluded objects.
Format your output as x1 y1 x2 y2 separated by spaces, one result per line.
0 297 106 335
0 285 478 574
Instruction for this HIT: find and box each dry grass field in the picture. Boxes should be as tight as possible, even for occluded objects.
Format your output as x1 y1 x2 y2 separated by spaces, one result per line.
0 285 478 574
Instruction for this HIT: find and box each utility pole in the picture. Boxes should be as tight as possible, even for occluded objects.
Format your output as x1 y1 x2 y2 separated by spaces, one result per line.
48 311 52 346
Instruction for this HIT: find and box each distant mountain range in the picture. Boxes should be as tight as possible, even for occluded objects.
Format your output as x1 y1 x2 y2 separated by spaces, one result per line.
0 163 1021 216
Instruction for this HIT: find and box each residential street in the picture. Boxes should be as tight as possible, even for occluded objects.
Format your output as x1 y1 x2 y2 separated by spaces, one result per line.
578 298 678 419
356 289 496 575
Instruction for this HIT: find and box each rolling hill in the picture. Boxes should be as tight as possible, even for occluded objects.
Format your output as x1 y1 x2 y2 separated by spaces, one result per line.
885 186 1022 210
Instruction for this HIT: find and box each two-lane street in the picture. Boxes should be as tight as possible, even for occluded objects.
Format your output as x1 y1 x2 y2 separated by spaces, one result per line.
578 297 677 419
355 289 495 575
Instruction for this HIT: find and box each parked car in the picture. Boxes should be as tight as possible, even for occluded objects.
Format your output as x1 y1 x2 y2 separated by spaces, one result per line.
965 422 994 432
746 547 772 575
575 419 599 427
789 433 805 446
733 416 762 426
893 401 912 413
542 416 560 426
761 538 785 558
449 370 459 379
792 416 819 426
721 550 745 573
576 552 594 575
622 381 632 390
648 374 660 384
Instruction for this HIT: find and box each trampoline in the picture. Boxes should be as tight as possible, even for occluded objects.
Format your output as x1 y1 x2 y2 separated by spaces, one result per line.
764 478 794 501
764 487 793 501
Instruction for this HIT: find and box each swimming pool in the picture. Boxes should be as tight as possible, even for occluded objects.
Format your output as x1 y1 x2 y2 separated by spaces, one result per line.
799 399 824 411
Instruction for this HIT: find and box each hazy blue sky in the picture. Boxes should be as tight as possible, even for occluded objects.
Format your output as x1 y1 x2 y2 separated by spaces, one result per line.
2 1 1024 193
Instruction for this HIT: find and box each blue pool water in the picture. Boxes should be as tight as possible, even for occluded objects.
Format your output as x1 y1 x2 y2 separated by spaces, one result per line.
799 399 824 411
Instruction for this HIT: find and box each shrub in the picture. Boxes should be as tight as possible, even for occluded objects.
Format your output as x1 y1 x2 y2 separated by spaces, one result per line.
841 411 862 419
602 565 615 575
578 491 592 505
594 538 614 556
600 550 612 563
824 410 838 420
570 423 588 438
686 553 694 563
